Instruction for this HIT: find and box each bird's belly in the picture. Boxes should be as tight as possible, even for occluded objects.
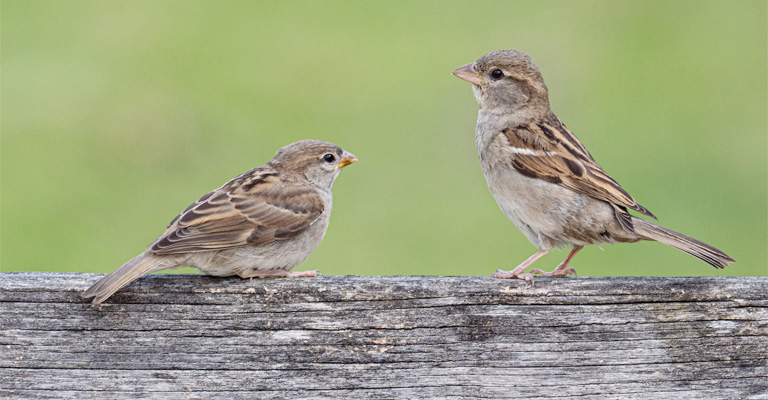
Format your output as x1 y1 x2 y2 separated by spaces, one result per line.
483 164 615 249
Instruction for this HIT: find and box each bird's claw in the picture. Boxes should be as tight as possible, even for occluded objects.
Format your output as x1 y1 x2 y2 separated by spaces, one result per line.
286 270 319 278
529 266 577 278
492 269 535 284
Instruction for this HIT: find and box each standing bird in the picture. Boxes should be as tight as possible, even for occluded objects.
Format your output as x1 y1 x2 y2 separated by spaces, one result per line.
83 140 357 304
452 49 733 281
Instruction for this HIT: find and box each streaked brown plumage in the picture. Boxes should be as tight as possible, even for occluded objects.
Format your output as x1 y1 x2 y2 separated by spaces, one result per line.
83 140 357 305
501 114 654 233
452 49 733 281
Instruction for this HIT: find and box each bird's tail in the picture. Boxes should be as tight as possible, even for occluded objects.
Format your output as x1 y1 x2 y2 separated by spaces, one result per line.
632 218 734 269
82 253 170 305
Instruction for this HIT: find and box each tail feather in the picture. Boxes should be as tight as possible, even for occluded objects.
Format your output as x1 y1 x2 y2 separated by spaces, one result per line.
82 253 170 305
632 218 734 269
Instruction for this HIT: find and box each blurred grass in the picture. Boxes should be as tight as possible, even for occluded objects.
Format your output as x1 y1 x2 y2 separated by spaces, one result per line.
1 0 766 277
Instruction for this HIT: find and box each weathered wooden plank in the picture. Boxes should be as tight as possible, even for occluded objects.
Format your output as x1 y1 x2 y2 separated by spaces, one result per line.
1 272 766 399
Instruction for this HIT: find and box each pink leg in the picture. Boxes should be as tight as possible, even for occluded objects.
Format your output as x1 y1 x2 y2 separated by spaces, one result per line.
492 248 551 281
237 269 319 279
530 245 581 278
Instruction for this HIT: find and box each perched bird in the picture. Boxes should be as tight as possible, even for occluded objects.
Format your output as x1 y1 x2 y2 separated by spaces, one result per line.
452 49 733 281
83 140 357 304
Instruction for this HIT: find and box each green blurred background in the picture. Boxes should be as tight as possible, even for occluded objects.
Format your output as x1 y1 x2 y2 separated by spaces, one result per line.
2 0 766 277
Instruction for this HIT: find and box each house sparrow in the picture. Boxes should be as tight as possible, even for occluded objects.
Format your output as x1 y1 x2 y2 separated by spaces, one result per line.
83 140 357 304
452 49 733 281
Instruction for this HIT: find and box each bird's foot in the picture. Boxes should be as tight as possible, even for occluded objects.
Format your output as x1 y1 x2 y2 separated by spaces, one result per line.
528 245 581 278
530 265 577 278
491 249 553 283
237 269 319 279
492 268 534 282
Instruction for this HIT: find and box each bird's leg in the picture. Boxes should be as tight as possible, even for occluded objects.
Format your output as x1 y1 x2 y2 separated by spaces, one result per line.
237 269 319 279
530 245 581 278
492 248 551 281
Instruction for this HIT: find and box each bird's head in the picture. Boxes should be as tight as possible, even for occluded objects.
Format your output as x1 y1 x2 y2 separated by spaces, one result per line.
452 49 550 118
270 140 357 190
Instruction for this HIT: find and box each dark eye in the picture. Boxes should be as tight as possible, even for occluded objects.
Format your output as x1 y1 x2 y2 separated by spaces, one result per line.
490 69 504 80
322 153 336 163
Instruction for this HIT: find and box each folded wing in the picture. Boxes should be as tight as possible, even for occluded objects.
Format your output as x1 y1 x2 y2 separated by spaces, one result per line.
150 167 324 254
503 117 656 232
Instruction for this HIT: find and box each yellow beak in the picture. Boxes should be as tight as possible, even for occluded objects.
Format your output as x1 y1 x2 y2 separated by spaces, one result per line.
452 62 483 86
335 153 358 170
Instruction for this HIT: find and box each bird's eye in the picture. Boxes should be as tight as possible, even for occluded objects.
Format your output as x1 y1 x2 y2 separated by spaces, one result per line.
322 153 336 163
490 69 504 80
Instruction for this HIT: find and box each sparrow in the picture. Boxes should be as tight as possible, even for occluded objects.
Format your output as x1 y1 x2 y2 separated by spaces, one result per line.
452 49 733 281
83 140 357 305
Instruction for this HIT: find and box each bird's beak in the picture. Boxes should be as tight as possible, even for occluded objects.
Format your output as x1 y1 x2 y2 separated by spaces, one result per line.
452 63 482 86
335 153 358 170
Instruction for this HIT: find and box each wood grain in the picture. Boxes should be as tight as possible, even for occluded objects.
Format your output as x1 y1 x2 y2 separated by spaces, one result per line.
1 272 766 399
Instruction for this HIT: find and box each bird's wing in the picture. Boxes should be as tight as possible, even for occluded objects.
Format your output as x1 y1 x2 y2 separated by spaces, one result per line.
502 117 655 231
149 167 325 255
